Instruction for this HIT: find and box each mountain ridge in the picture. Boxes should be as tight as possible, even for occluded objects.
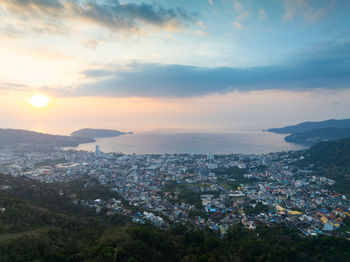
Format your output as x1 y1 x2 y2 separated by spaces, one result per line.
0 128 95 147
268 118 350 134
268 118 350 145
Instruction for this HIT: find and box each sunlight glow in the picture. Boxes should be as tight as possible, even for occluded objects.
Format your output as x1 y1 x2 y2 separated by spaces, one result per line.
27 94 49 108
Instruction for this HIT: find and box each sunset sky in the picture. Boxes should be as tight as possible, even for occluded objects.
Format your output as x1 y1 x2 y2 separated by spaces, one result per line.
0 0 349 134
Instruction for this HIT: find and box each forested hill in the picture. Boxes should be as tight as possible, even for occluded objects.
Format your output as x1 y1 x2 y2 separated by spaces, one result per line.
71 128 132 138
0 129 94 147
268 119 350 134
268 119 350 145
284 127 350 145
298 137 350 195
0 173 349 261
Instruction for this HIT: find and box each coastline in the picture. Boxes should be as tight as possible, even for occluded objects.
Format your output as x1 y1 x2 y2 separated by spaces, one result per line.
63 131 307 155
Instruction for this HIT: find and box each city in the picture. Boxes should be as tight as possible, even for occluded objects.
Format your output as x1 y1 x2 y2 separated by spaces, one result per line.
1 144 349 237
1 0 350 260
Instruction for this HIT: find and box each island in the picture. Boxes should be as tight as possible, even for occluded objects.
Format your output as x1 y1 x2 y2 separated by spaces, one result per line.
71 128 133 138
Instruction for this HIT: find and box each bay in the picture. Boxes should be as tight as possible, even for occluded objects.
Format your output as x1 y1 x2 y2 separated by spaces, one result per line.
64 131 306 154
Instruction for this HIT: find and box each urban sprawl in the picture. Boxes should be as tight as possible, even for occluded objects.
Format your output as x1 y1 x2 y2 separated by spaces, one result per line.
1 144 349 237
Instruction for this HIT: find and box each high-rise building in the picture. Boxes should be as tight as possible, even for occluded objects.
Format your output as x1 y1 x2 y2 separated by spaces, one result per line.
95 145 101 157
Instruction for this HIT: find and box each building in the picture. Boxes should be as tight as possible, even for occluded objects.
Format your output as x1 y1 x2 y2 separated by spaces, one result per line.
95 145 101 157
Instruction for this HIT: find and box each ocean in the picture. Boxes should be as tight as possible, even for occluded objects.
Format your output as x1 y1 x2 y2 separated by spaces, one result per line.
64 131 306 154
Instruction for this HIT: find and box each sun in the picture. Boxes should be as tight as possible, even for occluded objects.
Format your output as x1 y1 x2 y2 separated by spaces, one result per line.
27 94 49 108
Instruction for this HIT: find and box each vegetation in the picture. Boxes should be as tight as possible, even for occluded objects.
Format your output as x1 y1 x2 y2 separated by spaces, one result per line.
71 128 131 138
0 128 94 147
215 167 261 190
0 174 349 261
298 137 350 195
243 202 270 215
268 118 350 145
341 216 350 234
268 119 350 134
285 127 350 145
164 182 202 208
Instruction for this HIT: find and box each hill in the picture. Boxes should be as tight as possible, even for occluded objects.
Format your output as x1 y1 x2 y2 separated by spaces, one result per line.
0 129 94 147
268 118 350 134
268 119 350 145
71 128 132 138
298 137 350 195
0 174 349 261
285 127 350 145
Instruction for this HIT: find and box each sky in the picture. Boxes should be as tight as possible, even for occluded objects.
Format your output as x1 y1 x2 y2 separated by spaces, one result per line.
0 0 349 134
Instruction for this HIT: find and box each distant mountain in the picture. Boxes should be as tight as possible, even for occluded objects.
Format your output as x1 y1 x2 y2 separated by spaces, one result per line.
298 137 350 195
71 128 133 138
268 118 350 145
0 129 95 147
285 127 350 145
268 119 350 134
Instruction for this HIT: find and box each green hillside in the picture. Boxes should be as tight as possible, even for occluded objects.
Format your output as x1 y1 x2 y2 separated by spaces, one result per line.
0 174 349 261
299 137 350 195
285 127 350 145
268 119 350 145
0 129 95 147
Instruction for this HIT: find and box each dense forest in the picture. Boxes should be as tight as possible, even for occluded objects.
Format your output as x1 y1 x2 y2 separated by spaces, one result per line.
0 174 349 261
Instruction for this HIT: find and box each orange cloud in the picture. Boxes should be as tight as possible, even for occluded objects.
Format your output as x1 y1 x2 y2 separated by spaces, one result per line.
0 0 194 35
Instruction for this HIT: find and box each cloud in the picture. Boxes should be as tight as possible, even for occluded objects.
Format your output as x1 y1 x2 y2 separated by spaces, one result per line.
258 8 267 20
82 39 98 49
82 69 115 79
233 1 244 13
198 21 206 29
0 82 32 93
232 0 249 29
0 0 194 34
0 0 63 16
194 30 208 37
237 10 250 21
233 21 243 29
59 41 350 98
282 0 337 22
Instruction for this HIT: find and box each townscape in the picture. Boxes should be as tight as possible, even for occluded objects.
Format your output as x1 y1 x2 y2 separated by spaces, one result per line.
1 144 349 237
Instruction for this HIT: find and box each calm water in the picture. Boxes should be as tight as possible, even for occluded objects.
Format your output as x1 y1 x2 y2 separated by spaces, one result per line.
65 132 306 154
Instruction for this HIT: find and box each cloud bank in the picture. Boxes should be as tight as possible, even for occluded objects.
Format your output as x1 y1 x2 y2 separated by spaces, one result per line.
68 41 350 98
